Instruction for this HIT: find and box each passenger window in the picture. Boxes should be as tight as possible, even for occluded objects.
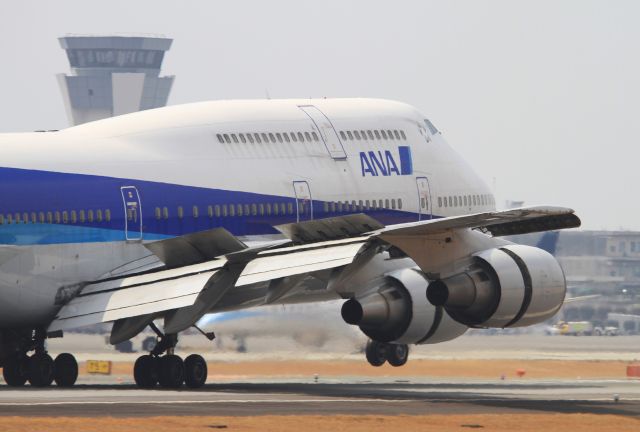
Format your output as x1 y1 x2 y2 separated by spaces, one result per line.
0 215 3 225
312 132 319 141
381 130 388 140
354 131 361 140
360 130 367 140
438 197 442 207
393 130 401 139
378 199 383 208
244 204 250 215
287 202 294 215
290 132 298 142
231 134 239 143
7 214 13 224
391 199 396 210
297 132 305 142
71 211 77 224
273 203 279 215
22 212 28 224
239 134 246 143
261 133 269 143
464 196 468 206
276 133 283 143
229 204 236 217
387 130 394 140
39 212 45 223
155 207 161 220
217 134 224 143
62 211 68 224
96 210 103 222
30 212 36 223
251 204 257 216
448 197 453 207
374 130 381 139
280 203 286 215
264 203 271 215
237 204 243 217
259 203 265 216
330 202 336 212
336 202 342 212
340 131 347 140
192 206 199 218
304 132 312 141
365 200 370 210
323 202 329 213
215 205 221 217
177 206 184 219
400 130 406 139
371 200 377 209
254 133 262 143
424 119 439 134
223 134 231 144
385 199 390 208
283 133 290 143
347 131 353 140
367 130 374 140
358 200 363 211
269 133 276 143
222 204 228 217
106 209 111 222
247 133 255 144
208 205 214 218
162 207 169 219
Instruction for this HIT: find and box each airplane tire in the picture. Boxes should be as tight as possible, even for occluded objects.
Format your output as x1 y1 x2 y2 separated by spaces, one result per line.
387 344 409 367
134 355 159 388
2 355 29 387
184 354 207 389
54 353 78 387
158 355 184 389
365 340 387 367
28 353 55 387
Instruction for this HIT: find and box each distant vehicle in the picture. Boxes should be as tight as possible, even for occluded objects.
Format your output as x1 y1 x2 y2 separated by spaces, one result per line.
593 326 618 336
556 321 593 336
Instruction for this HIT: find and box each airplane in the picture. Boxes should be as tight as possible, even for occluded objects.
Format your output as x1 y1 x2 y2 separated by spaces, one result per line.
0 98 580 389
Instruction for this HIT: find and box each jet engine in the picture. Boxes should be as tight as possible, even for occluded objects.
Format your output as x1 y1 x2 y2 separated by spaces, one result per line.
341 267 467 344
426 245 565 328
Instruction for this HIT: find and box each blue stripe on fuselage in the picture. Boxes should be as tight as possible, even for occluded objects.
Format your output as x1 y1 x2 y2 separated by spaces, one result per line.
0 167 423 246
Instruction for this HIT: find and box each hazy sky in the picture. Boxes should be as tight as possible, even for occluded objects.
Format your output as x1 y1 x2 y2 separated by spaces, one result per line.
1 1 638 230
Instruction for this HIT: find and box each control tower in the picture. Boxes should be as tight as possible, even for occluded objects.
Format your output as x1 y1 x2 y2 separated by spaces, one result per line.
57 35 174 126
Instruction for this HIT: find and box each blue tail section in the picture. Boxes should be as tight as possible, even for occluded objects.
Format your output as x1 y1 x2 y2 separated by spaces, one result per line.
536 231 560 255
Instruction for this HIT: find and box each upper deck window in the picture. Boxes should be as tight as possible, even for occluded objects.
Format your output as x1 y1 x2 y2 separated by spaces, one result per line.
424 119 439 135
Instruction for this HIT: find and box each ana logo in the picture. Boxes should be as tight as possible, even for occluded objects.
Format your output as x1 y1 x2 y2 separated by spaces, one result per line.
360 146 413 177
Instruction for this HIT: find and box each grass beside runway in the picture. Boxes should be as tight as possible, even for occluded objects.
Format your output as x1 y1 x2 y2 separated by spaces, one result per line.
0 414 638 432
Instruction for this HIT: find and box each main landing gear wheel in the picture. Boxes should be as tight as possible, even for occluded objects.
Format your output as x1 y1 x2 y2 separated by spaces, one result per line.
28 353 55 387
53 353 78 387
184 354 207 389
2 355 29 387
365 340 388 367
158 355 184 389
134 355 159 388
387 344 409 367
365 340 410 367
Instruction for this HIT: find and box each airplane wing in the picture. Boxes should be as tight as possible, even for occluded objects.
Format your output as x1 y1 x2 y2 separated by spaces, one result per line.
48 206 579 337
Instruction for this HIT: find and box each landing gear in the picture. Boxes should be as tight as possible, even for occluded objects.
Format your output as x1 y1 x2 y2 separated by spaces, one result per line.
1 328 79 388
2 355 29 387
365 339 409 367
28 353 54 387
53 353 78 387
132 324 208 389
184 354 207 389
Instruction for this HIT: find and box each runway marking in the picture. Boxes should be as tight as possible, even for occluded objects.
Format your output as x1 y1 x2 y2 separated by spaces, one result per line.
0 398 414 406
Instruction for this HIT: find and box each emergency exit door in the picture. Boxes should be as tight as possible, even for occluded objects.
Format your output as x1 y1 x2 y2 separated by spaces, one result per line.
416 177 432 221
121 186 143 240
298 105 347 160
293 181 313 222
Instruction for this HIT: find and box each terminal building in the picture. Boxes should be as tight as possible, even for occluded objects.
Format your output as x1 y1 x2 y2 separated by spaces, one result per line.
57 35 174 126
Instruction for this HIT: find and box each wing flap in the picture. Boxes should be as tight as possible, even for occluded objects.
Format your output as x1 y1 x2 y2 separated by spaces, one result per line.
48 260 226 332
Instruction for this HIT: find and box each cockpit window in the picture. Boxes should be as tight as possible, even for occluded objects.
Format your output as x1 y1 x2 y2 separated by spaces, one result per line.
424 119 439 135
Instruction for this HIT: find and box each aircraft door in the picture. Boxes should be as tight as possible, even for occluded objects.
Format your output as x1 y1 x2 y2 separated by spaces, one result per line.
121 186 143 240
298 105 347 160
416 177 432 221
293 181 313 222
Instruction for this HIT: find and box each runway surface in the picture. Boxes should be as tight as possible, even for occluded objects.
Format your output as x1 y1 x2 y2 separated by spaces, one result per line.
1 377 639 417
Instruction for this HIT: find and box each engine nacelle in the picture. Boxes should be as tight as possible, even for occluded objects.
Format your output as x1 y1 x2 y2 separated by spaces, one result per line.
426 245 565 328
341 267 467 344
